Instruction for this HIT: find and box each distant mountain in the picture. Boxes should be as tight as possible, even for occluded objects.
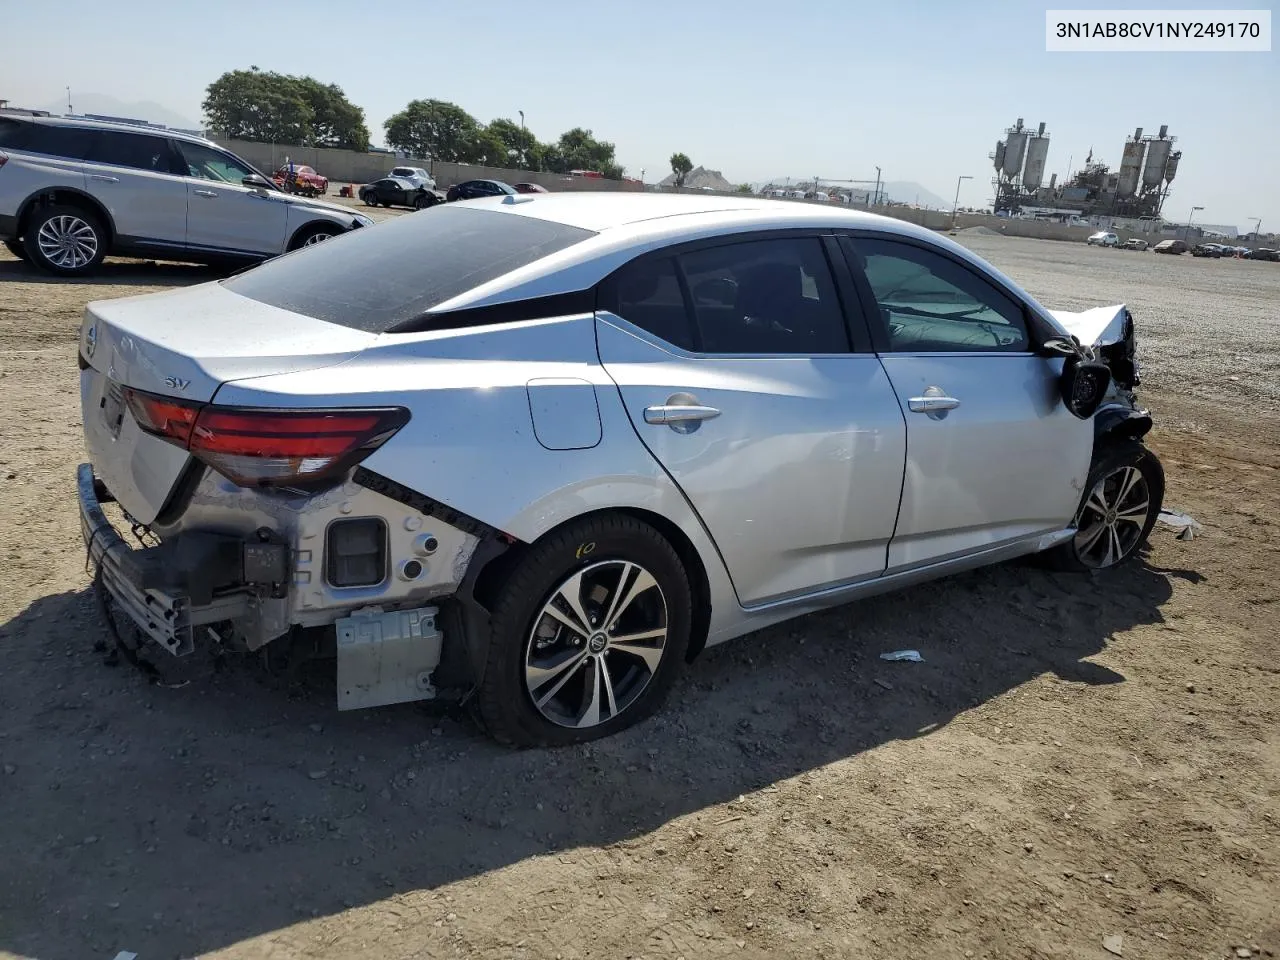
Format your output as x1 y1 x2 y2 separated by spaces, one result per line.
755 177 949 209
38 93 200 131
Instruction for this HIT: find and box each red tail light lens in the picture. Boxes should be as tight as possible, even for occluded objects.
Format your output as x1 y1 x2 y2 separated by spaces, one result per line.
125 388 408 488
125 389 200 445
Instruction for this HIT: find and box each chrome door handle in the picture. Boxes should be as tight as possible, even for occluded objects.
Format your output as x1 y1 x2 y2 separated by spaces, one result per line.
907 396 960 412
193 189 218 198
644 404 721 425
88 174 119 183
908 395 961 421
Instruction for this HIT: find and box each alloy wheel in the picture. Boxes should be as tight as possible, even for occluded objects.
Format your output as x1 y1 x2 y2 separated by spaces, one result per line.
302 231 335 246
524 560 668 729
1073 464 1152 568
37 215 98 269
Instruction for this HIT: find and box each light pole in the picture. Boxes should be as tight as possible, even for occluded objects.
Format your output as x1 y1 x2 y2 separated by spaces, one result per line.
1249 216 1262 241
952 175 972 227
874 166 881 206
1183 205 1203 241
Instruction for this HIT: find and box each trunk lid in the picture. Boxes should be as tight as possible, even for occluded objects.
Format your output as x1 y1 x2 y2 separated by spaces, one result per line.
80 281 379 524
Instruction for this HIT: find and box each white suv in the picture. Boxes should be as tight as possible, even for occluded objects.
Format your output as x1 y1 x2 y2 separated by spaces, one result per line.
0 114 372 276
1087 231 1119 247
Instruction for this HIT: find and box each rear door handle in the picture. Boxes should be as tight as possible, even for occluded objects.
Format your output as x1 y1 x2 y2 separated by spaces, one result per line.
193 189 218 198
644 404 721 425
907 395 961 420
88 174 119 183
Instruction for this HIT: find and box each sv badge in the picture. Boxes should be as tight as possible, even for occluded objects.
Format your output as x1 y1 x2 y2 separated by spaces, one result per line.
164 376 192 391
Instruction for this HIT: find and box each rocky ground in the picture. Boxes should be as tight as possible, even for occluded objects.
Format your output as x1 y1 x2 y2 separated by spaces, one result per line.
0 234 1276 960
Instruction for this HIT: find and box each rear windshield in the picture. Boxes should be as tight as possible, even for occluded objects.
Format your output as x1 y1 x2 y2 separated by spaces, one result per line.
222 205 597 333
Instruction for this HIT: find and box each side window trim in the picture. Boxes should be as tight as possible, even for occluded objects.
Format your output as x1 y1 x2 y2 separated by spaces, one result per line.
597 228 874 357
670 256 706 353
837 231 1041 355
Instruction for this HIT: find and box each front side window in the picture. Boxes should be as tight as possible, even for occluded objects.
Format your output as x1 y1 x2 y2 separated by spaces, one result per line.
677 237 849 354
86 131 179 174
846 237 1029 353
176 141 257 184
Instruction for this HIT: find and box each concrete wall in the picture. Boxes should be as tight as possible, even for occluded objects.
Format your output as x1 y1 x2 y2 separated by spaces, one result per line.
209 137 640 192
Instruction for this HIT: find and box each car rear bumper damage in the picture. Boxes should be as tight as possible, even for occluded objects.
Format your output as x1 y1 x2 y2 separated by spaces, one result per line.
77 462 485 709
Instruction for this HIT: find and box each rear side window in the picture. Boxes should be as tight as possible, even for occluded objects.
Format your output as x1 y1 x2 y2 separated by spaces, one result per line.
23 123 95 160
603 258 696 351
0 118 31 150
223 205 597 332
86 131 180 174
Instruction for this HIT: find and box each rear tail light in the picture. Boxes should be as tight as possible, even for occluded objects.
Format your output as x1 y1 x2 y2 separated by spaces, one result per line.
124 389 408 488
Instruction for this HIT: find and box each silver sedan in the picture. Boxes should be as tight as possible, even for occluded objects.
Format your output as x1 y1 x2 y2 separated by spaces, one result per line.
75 194 1163 745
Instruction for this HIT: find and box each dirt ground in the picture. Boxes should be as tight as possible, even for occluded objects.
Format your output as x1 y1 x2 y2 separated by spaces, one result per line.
0 235 1277 960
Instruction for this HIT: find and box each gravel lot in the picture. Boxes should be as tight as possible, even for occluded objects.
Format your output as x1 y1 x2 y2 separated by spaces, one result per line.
0 231 1277 960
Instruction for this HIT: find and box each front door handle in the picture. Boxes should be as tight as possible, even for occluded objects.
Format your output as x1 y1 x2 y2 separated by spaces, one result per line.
88 174 119 183
193 189 218 198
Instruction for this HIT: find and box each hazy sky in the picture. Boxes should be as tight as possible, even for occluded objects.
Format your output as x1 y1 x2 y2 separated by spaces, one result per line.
3 0 1276 228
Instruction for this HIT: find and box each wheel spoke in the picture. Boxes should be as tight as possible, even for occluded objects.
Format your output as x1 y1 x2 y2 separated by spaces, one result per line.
599 657 619 718
609 630 666 672
1104 526 1120 566
604 567 657 632
1085 484 1110 517
547 571 594 638
1076 521 1108 556
577 658 605 728
599 561 636 632
531 649 589 708
1114 467 1142 508
1115 499 1150 524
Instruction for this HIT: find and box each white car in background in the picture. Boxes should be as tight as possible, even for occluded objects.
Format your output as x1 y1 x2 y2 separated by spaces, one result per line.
387 166 436 190
1087 231 1120 247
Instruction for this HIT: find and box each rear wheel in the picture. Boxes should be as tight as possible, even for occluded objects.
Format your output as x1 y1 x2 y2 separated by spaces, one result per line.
23 205 107 276
478 515 692 747
413 193 430 210
1043 440 1164 571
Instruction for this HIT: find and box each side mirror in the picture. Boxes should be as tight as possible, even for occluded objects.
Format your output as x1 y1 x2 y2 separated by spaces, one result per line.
1040 336 1081 357
242 174 271 191
1060 354 1112 420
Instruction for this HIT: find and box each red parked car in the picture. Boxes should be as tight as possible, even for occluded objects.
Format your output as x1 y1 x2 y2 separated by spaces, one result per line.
272 164 329 197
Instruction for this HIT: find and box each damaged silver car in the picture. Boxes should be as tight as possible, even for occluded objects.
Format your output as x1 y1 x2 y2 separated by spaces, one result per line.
77 194 1163 745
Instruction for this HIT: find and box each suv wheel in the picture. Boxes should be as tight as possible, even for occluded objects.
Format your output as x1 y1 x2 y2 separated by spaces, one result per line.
23 206 107 276
289 224 341 250
3 239 27 262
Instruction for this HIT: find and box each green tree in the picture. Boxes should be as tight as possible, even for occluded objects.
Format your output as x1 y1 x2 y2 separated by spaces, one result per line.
202 68 370 149
548 128 624 180
736 183 754 194
669 152 693 187
203 68 313 144
484 117 541 169
292 77 369 150
384 99 482 162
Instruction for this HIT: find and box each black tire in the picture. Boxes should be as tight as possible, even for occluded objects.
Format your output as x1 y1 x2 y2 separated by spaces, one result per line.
3 238 27 261
22 205 108 276
413 194 429 210
478 514 693 747
363 194 378 207
380 201 391 208
1042 439 1164 572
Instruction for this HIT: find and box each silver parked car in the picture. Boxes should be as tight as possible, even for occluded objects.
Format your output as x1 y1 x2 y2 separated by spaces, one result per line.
387 165 436 190
76 194 1163 746
0 114 373 275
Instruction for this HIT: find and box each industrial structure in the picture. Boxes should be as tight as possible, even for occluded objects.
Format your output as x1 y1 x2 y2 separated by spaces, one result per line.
991 119 1181 219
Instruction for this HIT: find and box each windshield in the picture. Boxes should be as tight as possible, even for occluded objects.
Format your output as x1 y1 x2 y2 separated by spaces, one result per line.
222 205 597 333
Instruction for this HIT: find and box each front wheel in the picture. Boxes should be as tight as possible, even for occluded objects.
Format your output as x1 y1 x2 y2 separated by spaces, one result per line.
3 238 27 261
478 515 693 747
1043 440 1164 571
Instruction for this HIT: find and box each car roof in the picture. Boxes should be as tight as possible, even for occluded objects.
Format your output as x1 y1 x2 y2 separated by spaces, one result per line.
427 192 1038 318
21 113 217 148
